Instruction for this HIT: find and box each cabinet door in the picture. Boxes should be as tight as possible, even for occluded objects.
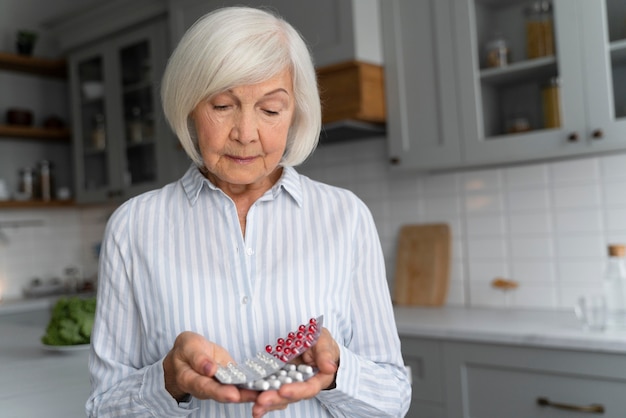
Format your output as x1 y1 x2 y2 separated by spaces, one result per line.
381 0 462 170
401 337 446 417
444 341 626 418
168 0 380 67
581 0 626 150
110 22 169 199
70 20 170 203
70 44 113 203
454 0 589 166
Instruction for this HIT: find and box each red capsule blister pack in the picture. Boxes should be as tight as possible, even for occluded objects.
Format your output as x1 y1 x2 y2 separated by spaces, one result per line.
214 315 323 391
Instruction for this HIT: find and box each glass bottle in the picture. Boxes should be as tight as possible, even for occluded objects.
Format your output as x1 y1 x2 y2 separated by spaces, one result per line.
603 244 626 329
128 107 143 144
38 160 53 201
19 167 33 199
92 113 106 150
525 1 555 59
541 77 561 129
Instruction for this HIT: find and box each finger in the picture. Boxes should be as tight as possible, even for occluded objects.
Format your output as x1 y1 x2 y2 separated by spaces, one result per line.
252 391 290 418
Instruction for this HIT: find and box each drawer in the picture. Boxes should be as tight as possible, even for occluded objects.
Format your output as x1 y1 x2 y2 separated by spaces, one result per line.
464 362 625 417
445 341 626 418
401 337 444 403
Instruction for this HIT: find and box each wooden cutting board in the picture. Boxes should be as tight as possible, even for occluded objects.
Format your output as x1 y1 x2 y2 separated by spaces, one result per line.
393 223 451 306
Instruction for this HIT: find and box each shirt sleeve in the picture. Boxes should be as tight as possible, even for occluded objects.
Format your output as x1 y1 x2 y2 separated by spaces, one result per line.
85 202 195 418
315 198 412 417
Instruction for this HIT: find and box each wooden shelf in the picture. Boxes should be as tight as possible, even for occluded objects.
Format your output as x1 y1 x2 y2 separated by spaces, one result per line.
0 199 75 208
0 52 67 78
0 125 71 141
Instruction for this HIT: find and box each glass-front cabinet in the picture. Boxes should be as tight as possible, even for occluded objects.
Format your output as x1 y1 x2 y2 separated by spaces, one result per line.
454 0 626 166
69 19 169 203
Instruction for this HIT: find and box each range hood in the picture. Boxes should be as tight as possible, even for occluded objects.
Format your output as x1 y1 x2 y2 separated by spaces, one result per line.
316 61 386 143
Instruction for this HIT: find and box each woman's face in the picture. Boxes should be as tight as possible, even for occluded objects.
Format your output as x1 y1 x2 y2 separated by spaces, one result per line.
191 69 295 192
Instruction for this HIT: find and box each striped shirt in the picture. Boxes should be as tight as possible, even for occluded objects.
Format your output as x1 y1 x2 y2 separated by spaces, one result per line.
86 165 411 417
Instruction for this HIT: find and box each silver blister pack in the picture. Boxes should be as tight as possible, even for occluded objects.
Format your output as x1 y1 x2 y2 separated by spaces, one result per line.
214 315 323 390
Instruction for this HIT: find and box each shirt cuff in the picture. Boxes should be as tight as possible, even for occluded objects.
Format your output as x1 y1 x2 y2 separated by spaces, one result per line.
139 358 198 418
315 344 359 406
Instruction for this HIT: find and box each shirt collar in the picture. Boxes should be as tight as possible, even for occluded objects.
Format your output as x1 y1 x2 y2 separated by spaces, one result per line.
181 164 303 207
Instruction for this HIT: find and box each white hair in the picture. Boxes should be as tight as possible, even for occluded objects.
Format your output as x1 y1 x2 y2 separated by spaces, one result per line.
161 6 321 167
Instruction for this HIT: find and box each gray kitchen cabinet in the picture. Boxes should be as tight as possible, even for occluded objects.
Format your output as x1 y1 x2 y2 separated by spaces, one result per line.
444 341 626 417
456 0 626 167
68 19 172 204
402 335 626 418
401 337 446 418
380 0 462 170
383 0 626 170
168 0 382 68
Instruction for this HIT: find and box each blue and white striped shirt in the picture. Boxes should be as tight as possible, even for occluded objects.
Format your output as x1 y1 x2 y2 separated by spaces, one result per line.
87 165 411 417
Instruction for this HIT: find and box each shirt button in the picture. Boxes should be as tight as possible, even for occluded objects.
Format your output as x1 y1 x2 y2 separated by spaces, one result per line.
242 296 249 304
246 247 254 256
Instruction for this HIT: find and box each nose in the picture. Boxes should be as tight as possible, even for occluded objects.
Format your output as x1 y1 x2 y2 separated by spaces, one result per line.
230 109 258 144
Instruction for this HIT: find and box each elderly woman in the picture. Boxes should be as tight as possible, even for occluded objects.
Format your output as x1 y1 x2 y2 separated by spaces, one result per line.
86 6 410 418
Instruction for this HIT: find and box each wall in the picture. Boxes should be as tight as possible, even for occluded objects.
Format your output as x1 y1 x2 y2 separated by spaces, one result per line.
298 138 626 311
0 206 109 300
1 137 625 309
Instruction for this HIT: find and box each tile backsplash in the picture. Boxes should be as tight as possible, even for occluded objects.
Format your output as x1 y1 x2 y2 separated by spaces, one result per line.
0 206 110 300
299 138 626 311
1 137 625 311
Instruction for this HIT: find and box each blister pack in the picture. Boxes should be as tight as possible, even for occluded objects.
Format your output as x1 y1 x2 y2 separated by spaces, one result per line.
214 315 323 391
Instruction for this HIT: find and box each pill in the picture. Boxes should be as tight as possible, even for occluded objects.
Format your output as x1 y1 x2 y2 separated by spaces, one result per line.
278 376 293 384
297 364 313 374
288 371 304 381
268 379 281 390
254 380 270 391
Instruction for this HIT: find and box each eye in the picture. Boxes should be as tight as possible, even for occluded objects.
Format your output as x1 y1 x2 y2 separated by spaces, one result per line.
263 109 279 116
213 105 230 111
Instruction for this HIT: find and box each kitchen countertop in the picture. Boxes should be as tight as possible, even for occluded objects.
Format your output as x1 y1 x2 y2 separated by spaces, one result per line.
394 306 626 354
0 308 90 418
2 305 626 417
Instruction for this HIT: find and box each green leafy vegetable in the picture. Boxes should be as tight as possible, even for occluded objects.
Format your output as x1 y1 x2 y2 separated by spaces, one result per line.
41 296 96 346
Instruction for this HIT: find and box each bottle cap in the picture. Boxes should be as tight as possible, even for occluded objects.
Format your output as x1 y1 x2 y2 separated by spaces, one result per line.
608 244 626 257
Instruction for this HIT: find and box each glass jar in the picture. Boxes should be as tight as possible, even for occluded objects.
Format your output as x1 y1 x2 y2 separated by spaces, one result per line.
541 77 561 129
485 35 510 68
92 113 106 150
525 0 555 59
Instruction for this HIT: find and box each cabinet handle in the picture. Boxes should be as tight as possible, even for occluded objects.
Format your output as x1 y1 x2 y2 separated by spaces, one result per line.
591 129 604 139
389 157 401 165
567 132 579 142
537 397 605 414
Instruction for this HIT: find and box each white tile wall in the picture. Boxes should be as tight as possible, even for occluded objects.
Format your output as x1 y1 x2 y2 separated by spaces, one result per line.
0 206 110 300
299 137 626 311
2 138 625 312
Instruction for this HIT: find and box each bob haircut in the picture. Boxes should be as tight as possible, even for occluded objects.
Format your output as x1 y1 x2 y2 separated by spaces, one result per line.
161 6 321 167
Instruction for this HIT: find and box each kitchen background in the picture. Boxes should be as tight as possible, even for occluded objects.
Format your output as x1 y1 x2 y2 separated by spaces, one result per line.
1 0 625 313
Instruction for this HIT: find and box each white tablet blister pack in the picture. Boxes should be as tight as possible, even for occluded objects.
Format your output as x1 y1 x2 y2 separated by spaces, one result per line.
214 315 323 391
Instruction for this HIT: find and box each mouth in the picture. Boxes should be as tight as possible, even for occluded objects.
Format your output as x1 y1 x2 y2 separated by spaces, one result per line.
226 154 257 164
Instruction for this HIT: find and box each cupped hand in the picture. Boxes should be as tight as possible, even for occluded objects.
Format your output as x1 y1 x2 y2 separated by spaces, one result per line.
251 327 340 418
163 331 259 404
